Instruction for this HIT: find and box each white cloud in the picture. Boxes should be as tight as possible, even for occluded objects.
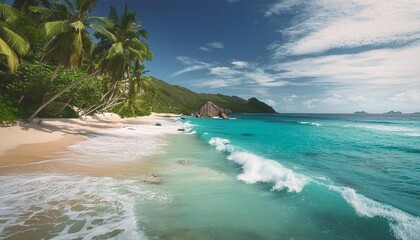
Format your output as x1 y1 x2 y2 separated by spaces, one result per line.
207 42 224 49
198 47 210 52
174 56 289 88
245 69 289 87
196 79 240 88
283 94 297 103
172 56 212 77
198 42 225 52
264 99 277 107
271 44 420 89
209 66 241 77
231 60 251 69
302 100 316 109
389 90 420 102
267 0 420 56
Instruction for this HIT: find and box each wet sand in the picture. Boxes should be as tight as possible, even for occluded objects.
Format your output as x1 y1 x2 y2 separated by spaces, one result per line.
0 113 180 176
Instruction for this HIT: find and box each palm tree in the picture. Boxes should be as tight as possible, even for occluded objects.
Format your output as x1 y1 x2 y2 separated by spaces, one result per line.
28 2 152 121
0 2 29 73
89 5 152 115
28 0 99 121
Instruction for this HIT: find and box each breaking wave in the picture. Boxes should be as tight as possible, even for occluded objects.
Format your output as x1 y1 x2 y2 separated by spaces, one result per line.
208 137 309 192
329 186 420 240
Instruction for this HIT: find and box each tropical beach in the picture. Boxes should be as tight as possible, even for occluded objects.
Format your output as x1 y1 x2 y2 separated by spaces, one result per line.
1 0 420 239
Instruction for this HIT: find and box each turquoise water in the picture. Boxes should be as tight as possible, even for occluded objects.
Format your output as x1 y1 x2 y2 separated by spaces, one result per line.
1 114 419 239
139 114 420 239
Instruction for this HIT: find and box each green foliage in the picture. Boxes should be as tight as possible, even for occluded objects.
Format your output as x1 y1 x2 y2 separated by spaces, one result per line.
136 77 276 114
0 60 103 118
0 2 30 73
0 94 18 123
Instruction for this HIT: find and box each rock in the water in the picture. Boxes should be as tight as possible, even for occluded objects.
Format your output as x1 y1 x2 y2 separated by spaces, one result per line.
177 160 189 165
177 128 185 132
199 101 230 119
143 174 161 185
155 123 162 126
220 112 229 119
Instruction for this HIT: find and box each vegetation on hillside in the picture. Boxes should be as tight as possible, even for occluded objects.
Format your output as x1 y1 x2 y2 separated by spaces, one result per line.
137 77 276 115
0 0 275 123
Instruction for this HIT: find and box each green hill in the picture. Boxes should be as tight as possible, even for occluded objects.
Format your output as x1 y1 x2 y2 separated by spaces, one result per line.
138 77 277 114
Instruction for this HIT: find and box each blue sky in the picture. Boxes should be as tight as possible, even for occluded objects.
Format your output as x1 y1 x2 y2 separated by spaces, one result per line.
95 0 420 113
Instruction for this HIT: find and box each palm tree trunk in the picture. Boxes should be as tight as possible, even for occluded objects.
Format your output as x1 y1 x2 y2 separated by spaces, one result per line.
50 64 61 82
28 69 100 122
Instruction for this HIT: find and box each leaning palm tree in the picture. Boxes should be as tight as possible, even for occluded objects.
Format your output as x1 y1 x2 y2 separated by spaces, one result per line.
90 5 152 114
28 2 152 121
28 0 99 121
0 2 29 73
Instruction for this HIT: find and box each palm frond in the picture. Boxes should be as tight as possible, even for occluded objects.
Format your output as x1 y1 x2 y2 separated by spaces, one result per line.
106 42 123 59
69 30 83 67
90 23 116 42
0 25 29 55
89 16 114 29
70 20 85 31
77 0 97 15
28 5 66 19
45 20 71 36
0 3 19 23
0 37 19 72
108 6 118 24
127 46 144 61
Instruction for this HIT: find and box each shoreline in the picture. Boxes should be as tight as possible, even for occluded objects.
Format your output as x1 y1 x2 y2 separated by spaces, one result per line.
0 113 181 172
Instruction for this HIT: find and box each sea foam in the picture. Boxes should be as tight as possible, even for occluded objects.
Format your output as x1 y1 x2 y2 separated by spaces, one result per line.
0 174 171 240
67 122 180 164
329 186 420 240
209 137 309 192
346 124 420 137
298 121 321 127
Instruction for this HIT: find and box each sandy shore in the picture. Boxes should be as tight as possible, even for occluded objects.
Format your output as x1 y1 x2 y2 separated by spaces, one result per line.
0 113 181 175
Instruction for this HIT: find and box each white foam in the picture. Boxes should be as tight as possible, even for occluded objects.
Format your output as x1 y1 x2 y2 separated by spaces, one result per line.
209 137 234 152
67 123 180 164
0 174 171 239
298 121 321 127
209 137 309 193
228 152 309 192
330 186 420 240
346 124 420 137
177 121 196 133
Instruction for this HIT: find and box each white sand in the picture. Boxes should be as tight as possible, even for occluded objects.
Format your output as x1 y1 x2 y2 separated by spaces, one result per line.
0 113 179 168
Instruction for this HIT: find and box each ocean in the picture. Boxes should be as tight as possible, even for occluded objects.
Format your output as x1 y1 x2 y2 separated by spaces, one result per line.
1 114 419 239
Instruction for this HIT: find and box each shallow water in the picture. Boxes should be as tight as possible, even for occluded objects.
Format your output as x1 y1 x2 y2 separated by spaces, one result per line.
1 114 419 239
168 114 420 240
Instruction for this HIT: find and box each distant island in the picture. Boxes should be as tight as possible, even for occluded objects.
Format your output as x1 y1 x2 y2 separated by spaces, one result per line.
383 111 402 115
354 111 369 115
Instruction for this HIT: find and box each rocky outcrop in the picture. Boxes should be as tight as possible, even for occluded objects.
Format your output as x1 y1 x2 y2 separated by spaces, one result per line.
198 101 229 119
